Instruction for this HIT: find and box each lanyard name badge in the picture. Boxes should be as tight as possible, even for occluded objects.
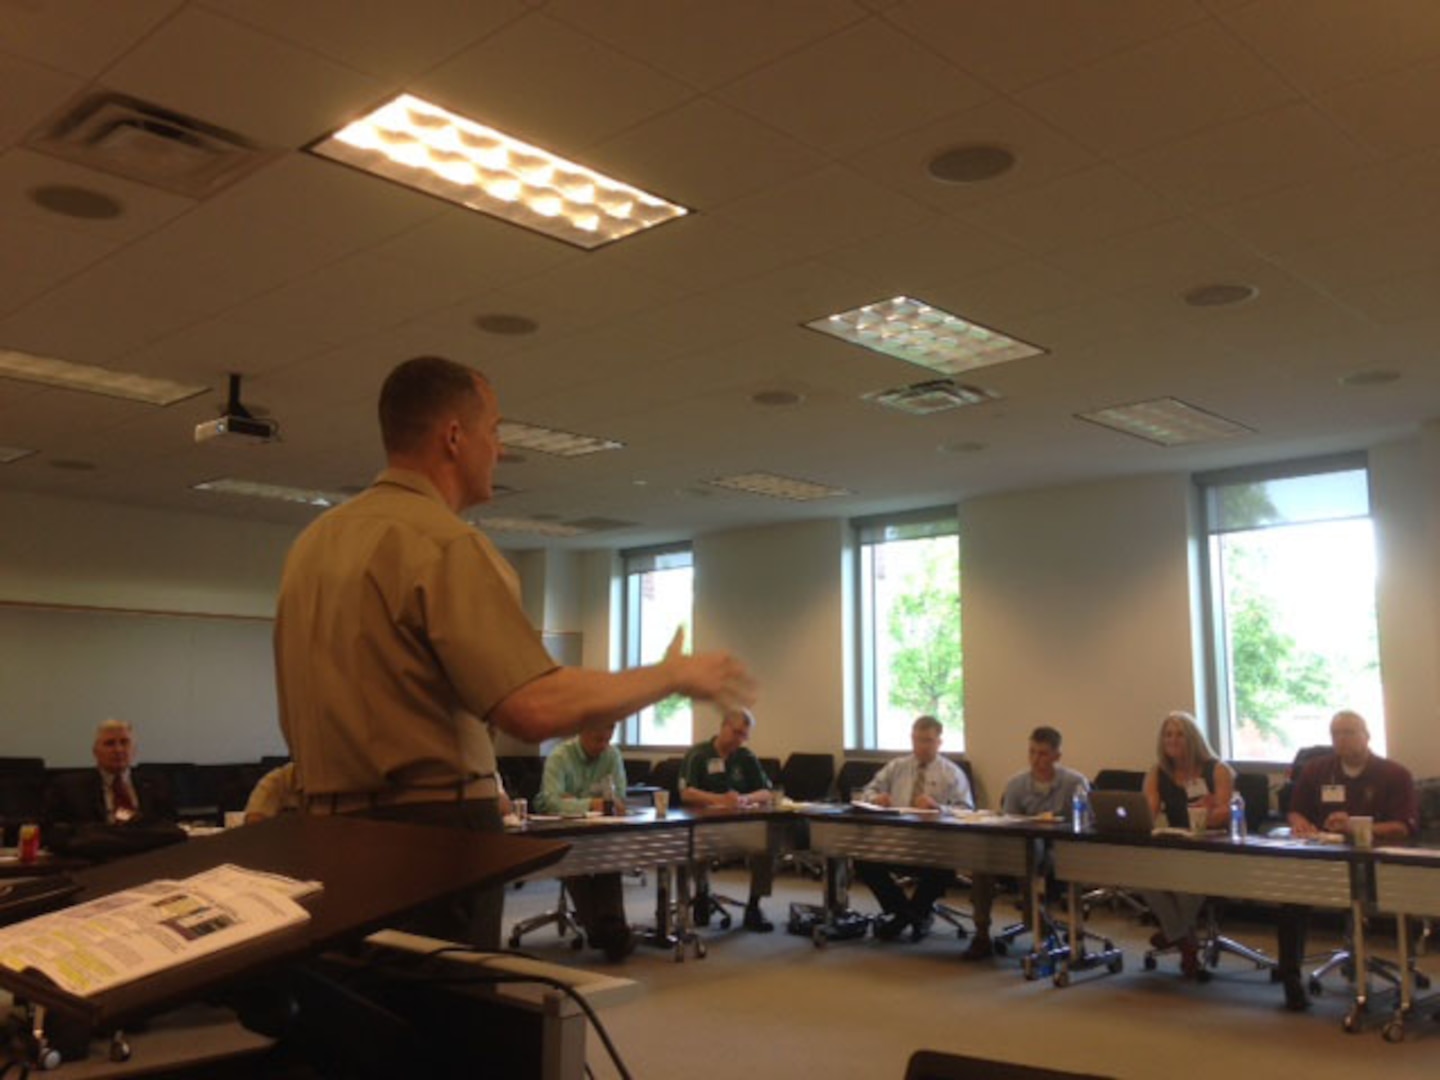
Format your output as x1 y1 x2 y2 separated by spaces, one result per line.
707 757 725 775
1321 783 1347 804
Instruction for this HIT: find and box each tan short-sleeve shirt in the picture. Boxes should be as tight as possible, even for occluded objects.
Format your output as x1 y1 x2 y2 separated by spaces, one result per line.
275 468 556 797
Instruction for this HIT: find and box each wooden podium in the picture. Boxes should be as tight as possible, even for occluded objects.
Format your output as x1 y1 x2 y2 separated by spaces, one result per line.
0 814 569 1063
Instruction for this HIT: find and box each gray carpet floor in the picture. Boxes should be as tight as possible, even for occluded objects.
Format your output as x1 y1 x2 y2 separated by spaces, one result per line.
501 865 1440 1080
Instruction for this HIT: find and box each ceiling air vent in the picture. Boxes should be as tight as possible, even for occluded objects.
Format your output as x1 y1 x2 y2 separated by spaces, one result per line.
27 92 272 199
863 378 1000 416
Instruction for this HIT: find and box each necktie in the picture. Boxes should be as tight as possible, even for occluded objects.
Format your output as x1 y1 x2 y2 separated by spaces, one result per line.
909 763 928 808
113 777 136 813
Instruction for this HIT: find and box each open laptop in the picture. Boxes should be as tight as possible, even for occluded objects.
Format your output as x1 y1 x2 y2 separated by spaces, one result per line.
1088 790 1156 836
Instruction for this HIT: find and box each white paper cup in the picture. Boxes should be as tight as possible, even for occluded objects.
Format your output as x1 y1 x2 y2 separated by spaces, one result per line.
653 790 670 818
513 797 528 826
1349 815 1374 849
1188 806 1208 833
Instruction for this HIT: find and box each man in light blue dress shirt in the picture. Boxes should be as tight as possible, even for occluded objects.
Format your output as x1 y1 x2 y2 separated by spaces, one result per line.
855 715 973 941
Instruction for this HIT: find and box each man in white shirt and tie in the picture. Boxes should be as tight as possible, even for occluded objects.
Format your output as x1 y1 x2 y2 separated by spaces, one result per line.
855 715 973 941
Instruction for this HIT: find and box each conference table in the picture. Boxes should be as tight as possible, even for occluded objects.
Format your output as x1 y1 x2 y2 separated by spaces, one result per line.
509 804 1439 1035
510 806 795 960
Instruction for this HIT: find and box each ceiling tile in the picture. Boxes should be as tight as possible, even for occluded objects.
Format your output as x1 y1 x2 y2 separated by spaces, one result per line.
0 216 117 318
587 98 828 209
956 165 1179 254
845 96 1098 214
710 164 932 260
545 0 866 89
415 11 694 154
1318 59 1440 158
1119 103 1375 209
198 0 526 80
104 5 388 147
0 53 84 150
0 147 196 242
885 0 1209 92
717 16 991 157
1041 217 1261 295
821 215 1028 297
1220 0 1440 96
1017 20 1298 158
0 0 182 77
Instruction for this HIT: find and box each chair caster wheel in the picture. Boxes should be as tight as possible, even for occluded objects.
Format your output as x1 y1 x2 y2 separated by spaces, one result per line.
1108 957 1124 974
812 928 828 949
993 941 1008 957
1053 968 1071 988
1143 955 1156 971
718 915 732 930
1343 1006 1362 1033
1021 957 1038 981
1308 978 1323 997
1383 1019 1405 1043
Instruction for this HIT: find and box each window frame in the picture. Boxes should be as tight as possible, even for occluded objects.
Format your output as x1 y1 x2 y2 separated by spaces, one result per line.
851 507 962 752
618 542 694 748
1195 452 1377 762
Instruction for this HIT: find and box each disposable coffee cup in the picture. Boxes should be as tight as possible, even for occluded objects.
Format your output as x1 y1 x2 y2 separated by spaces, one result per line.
513 797 528 826
1349 815 1374 849
653 790 669 818
1187 806 1208 833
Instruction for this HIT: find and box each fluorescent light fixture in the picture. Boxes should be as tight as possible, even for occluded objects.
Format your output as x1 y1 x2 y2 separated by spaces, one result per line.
1077 397 1254 447
310 94 688 250
473 515 587 537
193 478 347 508
705 472 851 501
0 347 208 406
863 379 999 415
499 420 623 457
806 296 1044 376
0 445 37 464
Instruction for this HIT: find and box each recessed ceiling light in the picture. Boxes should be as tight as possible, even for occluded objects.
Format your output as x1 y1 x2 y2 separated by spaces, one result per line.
807 296 1045 376
193 478 347 508
1077 397 1253 447
1182 283 1258 308
310 93 689 250
751 389 804 407
0 347 208 406
0 445 37 464
499 420 623 457
49 458 97 471
1339 369 1400 387
473 515 587 537
927 144 1016 184
474 313 539 335
705 472 850 501
28 184 123 219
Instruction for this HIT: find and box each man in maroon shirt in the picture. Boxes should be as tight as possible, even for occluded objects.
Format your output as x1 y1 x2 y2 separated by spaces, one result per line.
1278 710 1417 1010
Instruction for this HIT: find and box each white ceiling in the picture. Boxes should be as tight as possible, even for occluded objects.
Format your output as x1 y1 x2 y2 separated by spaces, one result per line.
3 0 1440 548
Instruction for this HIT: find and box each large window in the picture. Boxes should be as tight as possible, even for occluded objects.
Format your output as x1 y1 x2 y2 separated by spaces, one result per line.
621 544 694 746
1201 457 1384 760
854 511 962 751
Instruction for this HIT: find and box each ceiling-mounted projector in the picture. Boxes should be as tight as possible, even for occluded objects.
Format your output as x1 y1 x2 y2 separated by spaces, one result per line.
195 373 277 444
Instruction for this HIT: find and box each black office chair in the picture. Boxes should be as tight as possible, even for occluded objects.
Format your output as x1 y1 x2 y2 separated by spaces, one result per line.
622 758 653 787
507 880 584 951
836 759 883 803
778 752 835 802
648 757 683 803
0 771 46 846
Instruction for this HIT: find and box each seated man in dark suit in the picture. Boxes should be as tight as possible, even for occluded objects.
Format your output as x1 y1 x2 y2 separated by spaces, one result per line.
44 718 176 827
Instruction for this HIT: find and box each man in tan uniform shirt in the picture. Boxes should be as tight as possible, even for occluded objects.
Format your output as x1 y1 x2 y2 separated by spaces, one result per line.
275 355 755 946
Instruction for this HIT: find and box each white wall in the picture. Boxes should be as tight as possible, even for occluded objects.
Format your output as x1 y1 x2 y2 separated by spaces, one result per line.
0 490 298 765
694 519 849 763
961 473 1199 796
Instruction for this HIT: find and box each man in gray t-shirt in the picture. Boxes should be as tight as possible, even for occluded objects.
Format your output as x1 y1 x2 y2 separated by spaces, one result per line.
962 726 1088 961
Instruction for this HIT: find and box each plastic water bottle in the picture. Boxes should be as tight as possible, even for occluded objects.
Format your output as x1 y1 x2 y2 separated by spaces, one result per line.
1072 789 1089 834
1229 791 1246 841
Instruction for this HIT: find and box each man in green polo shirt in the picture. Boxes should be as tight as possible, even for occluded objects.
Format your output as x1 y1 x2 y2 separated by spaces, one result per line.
679 707 775 931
